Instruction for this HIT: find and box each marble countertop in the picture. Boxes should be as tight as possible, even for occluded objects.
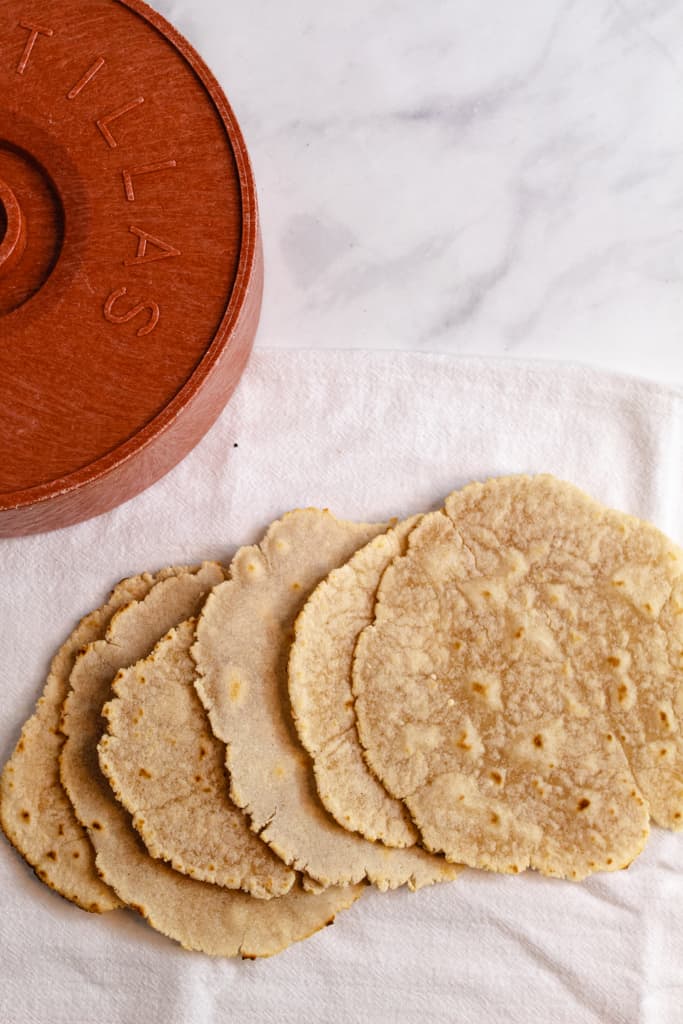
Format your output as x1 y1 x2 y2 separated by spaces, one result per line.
153 0 683 386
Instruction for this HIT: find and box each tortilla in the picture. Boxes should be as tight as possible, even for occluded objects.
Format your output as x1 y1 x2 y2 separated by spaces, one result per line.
83 810 362 958
192 509 461 891
288 517 421 847
0 568 182 911
352 476 680 879
60 564 360 956
99 618 296 898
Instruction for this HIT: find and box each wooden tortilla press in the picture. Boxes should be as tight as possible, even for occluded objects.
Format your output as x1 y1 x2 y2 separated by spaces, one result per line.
0 0 262 537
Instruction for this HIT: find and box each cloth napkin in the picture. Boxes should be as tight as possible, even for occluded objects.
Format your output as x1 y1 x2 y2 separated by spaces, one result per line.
1 351 681 1024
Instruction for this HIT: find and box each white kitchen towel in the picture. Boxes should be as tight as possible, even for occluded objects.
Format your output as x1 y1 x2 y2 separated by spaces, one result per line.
1 351 681 1024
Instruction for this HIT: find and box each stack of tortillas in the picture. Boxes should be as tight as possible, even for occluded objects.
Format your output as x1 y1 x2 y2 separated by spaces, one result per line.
2 475 682 958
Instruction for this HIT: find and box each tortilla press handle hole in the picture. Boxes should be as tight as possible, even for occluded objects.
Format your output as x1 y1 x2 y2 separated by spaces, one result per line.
0 148 64 317
0 177 26 279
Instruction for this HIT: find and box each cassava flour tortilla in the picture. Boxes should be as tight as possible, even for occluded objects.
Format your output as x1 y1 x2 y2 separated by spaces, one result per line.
288 517 422 847
60 564 361 956
192 508 461 891
99 618 296 899
0 568 184 912
352 476 683 879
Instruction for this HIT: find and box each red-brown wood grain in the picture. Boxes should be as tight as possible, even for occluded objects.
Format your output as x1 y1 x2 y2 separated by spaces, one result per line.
0 0 262 536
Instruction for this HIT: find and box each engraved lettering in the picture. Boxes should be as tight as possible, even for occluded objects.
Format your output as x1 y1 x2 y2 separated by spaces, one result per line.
96 97 145 149
67 57 105 100
124 226 181 267
123 160 177 202
104 286 159 337
16 21 54 75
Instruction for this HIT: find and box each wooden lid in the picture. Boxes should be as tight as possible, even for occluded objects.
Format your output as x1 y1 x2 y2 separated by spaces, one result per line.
0 0 262 537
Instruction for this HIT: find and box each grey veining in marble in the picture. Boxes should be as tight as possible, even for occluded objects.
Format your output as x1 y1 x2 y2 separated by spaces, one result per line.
153 0 683 383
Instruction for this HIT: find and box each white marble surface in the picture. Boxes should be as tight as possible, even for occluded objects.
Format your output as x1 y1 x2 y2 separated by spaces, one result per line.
153 0 683 384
